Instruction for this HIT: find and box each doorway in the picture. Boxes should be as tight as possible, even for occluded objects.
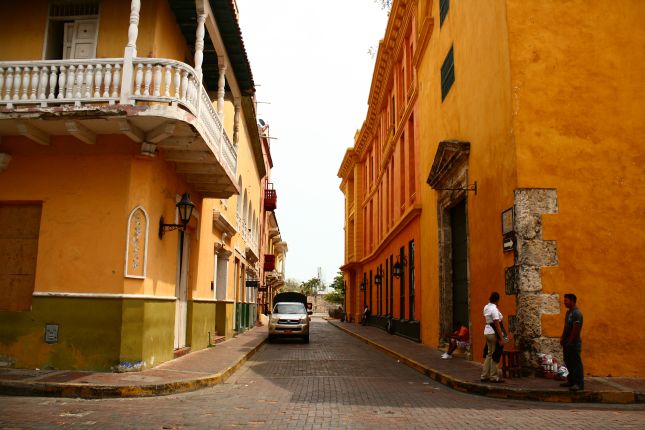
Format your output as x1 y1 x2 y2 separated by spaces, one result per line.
450 200 469 327
44 1 99 60
174 231 190 350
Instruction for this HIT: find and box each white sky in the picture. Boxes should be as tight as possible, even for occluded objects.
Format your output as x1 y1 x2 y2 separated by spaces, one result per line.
236 1 389 284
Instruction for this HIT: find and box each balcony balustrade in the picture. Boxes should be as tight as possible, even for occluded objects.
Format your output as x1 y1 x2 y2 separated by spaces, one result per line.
0 57 237 197
264 183 277 212
264 254 276 271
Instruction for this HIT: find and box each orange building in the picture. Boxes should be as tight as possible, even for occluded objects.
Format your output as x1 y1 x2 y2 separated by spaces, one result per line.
339 0 644 376
0 0 276 371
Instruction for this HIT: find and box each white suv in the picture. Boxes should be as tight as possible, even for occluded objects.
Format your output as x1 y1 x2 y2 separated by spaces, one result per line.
268 302 310 343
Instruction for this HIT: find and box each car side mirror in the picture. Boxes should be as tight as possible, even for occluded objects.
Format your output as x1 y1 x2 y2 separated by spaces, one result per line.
307 310 313 316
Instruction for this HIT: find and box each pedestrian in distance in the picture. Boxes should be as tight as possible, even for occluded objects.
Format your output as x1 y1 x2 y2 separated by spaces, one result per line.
441 321 469 359
560 293 584 391
480 292 509 382
362 305 371 326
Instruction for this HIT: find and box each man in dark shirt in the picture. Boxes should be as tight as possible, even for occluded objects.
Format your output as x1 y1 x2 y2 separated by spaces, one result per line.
560 293 584 391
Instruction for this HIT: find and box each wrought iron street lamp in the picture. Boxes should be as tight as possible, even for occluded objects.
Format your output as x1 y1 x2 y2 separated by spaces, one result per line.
159 193 196 239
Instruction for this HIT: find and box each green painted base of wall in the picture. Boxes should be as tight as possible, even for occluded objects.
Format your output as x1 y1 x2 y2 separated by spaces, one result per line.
0 297 176 371
188 301 216 350
216 302 234 338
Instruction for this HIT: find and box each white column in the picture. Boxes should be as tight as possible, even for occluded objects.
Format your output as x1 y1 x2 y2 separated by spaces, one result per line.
194 14 206 82
217 63 226 118
120 0 141 104
233 97 241 147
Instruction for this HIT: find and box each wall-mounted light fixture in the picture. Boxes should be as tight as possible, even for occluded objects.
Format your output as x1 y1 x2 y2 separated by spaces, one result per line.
360 280 367 291
159 193 195 239
374 271 382 285
393 255 407 278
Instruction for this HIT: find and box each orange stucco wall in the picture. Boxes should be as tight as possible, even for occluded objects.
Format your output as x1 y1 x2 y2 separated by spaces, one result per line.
506 0 645 376
415 0 517 356
0 1 48 61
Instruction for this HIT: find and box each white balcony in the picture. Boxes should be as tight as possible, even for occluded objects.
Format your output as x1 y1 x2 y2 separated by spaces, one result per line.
0 57 238 198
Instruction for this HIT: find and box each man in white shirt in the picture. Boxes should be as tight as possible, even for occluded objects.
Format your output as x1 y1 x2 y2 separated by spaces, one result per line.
481 292 507 382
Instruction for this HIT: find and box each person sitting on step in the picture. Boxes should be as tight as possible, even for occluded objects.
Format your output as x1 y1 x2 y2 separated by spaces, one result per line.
441 321 470 359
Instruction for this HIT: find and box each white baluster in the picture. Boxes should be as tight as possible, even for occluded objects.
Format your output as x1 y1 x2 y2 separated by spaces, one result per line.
84 64 94 98
48 66 58 99
103 64 112 97
174 67 181 99
75 65 84 99
21 67 30 100
3 68 12 101
217 63 226 116
164 65 171 97
58 66 67 99
30 67 39 100
134 63 143 96
143 63 152 96
180 69 188 102
12 67 21 100
194 14 206 82
0 68 4 101
39 67 49 99
153 64 161 97
94 64 103 97
112 64 121 98
66 65 76 98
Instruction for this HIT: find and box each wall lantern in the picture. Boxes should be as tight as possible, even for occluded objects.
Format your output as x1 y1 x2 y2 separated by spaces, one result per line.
392 256 407 278
159 193 195 239
374 272 382 285
360 280 367 291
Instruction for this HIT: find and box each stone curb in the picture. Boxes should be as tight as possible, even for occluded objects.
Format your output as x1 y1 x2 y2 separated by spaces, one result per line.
330 322 639 404
0 337 267 399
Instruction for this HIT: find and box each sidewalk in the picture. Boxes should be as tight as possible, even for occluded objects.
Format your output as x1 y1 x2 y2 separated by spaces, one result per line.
0 325 267 399
328 320 644 404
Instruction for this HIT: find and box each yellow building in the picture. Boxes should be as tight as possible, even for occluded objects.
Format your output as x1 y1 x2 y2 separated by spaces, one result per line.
0 0 275 371
340 0 644 376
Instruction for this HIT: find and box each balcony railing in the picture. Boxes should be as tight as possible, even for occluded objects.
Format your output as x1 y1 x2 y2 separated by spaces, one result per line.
264 183 277 212
264 254 276 272
0 57 236 175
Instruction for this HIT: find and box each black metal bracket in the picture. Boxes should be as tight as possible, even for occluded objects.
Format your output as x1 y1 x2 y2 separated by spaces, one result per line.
433 181 477 195
159 216 184 239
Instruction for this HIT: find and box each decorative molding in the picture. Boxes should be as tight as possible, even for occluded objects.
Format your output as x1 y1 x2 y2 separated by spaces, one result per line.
213 210 237 236
427 140 471 188
124 205 149 279
33 292 175 300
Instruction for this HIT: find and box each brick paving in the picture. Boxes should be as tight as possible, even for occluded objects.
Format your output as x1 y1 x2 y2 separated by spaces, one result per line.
0 319 644 429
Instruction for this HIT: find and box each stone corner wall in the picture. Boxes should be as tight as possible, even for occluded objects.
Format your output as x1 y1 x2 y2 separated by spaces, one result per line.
507 188 562 368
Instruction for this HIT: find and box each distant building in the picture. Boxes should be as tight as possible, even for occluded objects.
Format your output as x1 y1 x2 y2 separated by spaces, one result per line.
339 0 643 376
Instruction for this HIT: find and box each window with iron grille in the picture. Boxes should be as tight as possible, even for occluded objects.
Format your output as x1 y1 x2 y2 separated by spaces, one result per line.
441 46 455 101
440 0 450 27
49 0 99 17
399 247 405 319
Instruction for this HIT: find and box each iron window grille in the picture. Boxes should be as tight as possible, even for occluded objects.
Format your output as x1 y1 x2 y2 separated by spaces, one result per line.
440 0 450 27
441 46 455 101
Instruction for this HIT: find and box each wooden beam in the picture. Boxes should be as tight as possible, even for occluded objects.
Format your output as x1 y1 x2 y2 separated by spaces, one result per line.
146 122 176 143
175 163 222 175
117 118 144 143
156 136 197 149
16 122 49 146
65 120 96 145
163 150 212 163
185 173 229 184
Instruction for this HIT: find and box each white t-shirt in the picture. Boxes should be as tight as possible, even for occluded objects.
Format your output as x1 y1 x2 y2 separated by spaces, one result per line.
483 303 502 335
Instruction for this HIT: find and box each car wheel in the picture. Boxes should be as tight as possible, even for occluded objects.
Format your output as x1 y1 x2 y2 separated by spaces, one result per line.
303 335 309 344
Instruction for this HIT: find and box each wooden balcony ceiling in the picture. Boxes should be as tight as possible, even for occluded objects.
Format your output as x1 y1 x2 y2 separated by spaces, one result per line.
0 116 237 198
169 0 255 95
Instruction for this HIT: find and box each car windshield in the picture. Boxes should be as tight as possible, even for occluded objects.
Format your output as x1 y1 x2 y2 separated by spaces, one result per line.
274 303 306 314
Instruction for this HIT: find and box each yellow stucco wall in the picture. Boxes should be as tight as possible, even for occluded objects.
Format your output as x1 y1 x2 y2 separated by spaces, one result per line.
0 1 48 60
415 0 517 354
506 0 645 376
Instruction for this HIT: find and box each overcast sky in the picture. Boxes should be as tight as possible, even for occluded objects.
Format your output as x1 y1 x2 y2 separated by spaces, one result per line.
236 1 389 284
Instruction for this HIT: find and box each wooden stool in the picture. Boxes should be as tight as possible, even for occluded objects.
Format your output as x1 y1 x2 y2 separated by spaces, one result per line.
502 350 522 378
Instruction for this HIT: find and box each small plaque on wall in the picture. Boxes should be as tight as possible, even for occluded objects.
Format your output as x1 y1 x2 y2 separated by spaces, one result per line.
501 207 514 235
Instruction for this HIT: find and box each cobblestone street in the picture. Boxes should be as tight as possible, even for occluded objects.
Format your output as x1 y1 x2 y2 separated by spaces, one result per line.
1 319 643 429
